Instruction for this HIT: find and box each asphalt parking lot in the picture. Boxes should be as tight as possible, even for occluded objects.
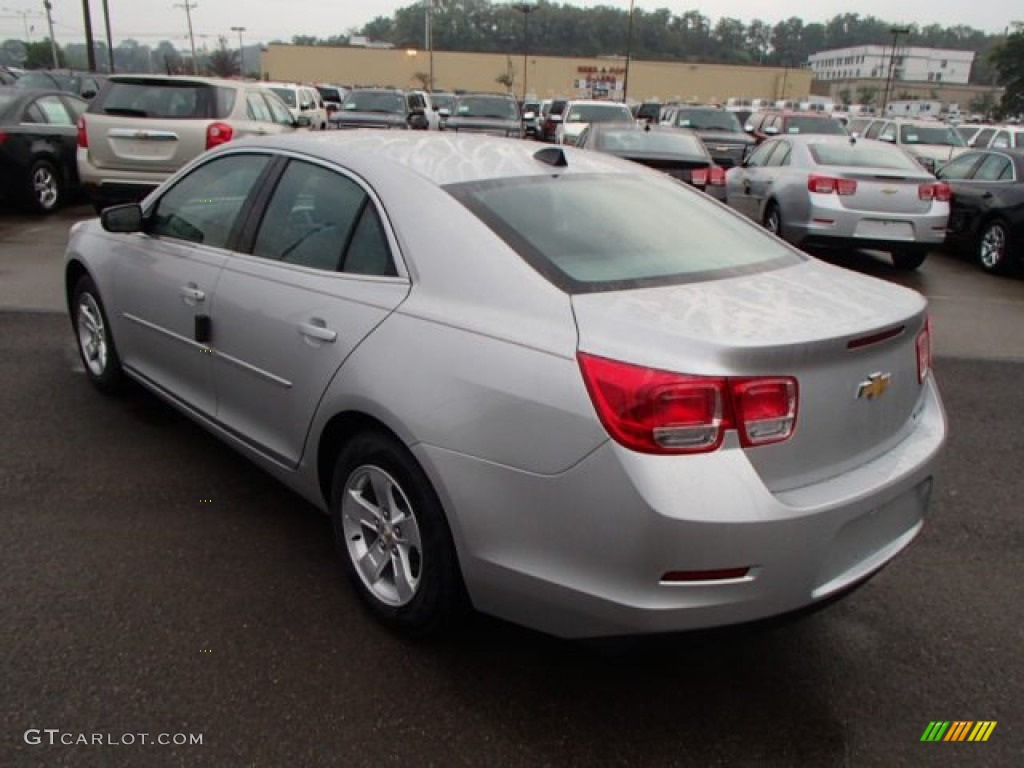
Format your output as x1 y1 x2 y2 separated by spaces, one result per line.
2 205 1023 767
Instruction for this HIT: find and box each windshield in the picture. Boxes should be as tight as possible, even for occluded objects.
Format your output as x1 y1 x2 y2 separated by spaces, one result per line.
565 104 633 124
447 174 798 293
453 96 518 119
316 87 342 102
674 110 743 132
809 142 924 171
596 129 705 156
342 91 405 114
432 94 455 111
899 125 965 146
269 88 297 108
783 116 846 135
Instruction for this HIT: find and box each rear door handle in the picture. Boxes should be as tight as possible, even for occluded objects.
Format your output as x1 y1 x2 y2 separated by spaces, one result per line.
180 284 205 305
298 320 337 343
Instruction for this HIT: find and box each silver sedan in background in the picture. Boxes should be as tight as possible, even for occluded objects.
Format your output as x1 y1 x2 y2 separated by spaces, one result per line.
65 133 945 639
726 135 950 270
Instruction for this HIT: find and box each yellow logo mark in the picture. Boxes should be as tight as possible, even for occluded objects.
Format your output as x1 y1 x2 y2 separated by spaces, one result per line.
857 372 891 400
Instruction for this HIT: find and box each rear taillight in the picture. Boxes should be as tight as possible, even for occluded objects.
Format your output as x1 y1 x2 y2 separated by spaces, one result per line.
690 168 709 186
916 316 932 384
0 130 7 145
577 353 798 454
918 182 951 202
808 174 856 195
206 121 234 149
76 116 88 148
708 166 726 186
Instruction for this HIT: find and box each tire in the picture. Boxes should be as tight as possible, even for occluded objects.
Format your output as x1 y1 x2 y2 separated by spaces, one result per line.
71 274 124 394
763 202 782 237
977 219 1014 275
27 158 62 214
890 248 928 271
330 431 466 636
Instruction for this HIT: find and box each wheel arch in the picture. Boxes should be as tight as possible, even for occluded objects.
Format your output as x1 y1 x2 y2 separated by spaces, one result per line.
316 410 410 509
64 259 92 313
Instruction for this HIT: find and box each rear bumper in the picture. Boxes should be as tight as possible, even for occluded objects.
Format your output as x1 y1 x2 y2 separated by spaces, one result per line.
415 377 946 638
77 150 167 207
787 202 948 252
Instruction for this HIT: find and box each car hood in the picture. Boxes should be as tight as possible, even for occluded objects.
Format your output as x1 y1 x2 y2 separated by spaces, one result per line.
693 129 754 145
332 111 406 126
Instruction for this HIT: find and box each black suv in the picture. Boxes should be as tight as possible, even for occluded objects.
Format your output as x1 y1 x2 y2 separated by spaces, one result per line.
330 88 430 130
660 105 754 168
15 70 107 100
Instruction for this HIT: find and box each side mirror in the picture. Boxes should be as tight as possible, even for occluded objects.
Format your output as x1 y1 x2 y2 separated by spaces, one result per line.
438 108 450 118
300 102 313 111
101 203 144 233
744 123 754 133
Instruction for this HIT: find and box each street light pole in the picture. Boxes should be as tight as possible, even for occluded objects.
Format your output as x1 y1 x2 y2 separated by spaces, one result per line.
882 27 910 116
231 25 246 77
43 1 59 68
512 2 537 102
81 0 97 71
623 0 635 102
101 0 114 72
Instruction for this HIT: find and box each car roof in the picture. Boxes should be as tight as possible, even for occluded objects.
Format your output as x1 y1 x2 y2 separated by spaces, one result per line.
107 74 259 89
227 132 637 187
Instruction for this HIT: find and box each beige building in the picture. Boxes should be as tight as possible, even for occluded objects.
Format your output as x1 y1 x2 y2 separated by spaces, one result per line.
260 45 813 104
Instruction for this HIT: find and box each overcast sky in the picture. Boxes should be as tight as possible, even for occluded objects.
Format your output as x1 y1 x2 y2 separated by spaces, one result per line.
0 1 1018 48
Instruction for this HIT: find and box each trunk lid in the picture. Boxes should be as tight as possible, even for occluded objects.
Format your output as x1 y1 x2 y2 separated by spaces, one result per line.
829 168 935 215
571 261 929 491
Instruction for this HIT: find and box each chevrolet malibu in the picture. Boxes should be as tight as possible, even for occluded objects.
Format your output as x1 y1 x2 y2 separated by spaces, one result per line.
726 135 950 270
65 133 946 638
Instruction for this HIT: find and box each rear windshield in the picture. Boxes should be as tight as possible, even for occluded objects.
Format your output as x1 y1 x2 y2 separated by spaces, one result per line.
899 125 964 146
269 87 297 107
342 91 405 114
674 110 743 132
596 129 705 156
92 81 236 119
447 174 799 293
453 96 518 120
565 104 633 124
784 116 846 135
809 142 923 171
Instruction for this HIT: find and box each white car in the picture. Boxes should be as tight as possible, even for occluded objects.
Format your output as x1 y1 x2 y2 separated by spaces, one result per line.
556 100 634 146
265 82 329 130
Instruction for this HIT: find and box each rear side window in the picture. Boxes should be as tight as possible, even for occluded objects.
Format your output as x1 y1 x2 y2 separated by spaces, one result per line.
91 81 236 119
448 174 799 293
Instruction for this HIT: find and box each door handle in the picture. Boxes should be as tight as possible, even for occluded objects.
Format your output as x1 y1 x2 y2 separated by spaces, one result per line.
299 320 337 343
180 284 205 305
981 192 994 199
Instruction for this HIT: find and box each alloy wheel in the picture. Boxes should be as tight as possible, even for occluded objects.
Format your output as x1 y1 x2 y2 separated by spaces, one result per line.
341 465 423 607
76 293 108 377
979 222 1007 271
33 165 59 210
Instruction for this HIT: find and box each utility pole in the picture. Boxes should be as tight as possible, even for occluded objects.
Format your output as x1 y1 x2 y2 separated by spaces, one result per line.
43 1 59 68
231 25 245 76
81 0 97 71
101 0 114 72
175 1 199 74
425 1 433 91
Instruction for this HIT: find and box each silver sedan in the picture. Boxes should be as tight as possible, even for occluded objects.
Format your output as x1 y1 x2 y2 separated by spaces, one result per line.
726 135 950 270
65 133 946 638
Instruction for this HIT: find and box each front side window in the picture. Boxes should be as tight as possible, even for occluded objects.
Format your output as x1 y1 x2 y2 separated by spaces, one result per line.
32 95 73 125
150 154 270 248
269 88 297 108
262 92 295 125
246 92 272 122
745 141 778 167
448 174 799 293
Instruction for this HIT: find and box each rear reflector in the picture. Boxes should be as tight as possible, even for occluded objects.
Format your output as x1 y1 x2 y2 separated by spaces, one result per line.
661 568 751 583
916 316 932 384
577 353 798 454
76 116 87 148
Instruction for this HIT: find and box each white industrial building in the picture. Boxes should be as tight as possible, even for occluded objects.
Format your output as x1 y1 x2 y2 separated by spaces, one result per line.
807 45 974 85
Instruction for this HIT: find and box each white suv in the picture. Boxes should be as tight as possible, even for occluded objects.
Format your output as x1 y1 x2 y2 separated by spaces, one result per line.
265 82 328 130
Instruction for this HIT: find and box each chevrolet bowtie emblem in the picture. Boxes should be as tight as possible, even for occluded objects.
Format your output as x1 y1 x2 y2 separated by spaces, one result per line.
857 372 891 400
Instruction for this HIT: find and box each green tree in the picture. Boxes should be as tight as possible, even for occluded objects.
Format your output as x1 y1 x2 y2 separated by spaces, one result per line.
991 23 1024 117
207 36 239 78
